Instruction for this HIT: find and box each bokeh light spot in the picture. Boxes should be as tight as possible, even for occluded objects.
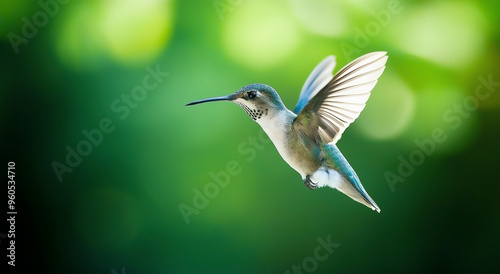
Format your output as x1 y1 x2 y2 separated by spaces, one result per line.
55 0 173 69
222 1 300 69
410 88 463 137
55 4 104 70
343 0 386 12
411 88 479 155
356 73 415 140
289 0 348 37
100 0 173 65
390 1 486 69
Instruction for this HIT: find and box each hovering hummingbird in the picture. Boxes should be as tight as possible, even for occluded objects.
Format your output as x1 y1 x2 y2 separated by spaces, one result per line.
186 52 388 212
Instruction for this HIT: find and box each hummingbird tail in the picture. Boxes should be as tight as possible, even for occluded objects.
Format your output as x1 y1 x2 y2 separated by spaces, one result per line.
310 167 380 212
321 143 381 212
336 179 381 213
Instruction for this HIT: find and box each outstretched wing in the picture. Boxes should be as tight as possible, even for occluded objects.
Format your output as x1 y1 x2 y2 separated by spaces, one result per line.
293 52 388 144
293 56 336 114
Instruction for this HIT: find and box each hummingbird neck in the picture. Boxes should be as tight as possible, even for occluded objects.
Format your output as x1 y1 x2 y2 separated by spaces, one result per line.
258 108 312 176
257 108 296 146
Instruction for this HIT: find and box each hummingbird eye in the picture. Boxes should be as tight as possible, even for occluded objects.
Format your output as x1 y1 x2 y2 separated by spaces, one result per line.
247 90 257 99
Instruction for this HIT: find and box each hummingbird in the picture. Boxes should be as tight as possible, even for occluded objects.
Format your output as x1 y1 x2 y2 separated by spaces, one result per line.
186 52 388 212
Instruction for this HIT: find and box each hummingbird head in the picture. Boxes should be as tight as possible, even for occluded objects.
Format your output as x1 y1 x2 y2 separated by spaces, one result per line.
186 83 286 122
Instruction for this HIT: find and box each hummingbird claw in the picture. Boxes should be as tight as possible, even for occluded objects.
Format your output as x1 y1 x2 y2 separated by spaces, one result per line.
304 175 317 190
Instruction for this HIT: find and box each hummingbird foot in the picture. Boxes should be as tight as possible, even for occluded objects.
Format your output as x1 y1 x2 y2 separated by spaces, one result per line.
304 175 317 190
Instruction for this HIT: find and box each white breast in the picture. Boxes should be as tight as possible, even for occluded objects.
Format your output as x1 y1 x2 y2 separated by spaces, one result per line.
256 109 307 177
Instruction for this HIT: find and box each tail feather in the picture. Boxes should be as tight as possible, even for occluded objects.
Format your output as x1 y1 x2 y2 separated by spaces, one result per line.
322 143 381 212
336 178 380 212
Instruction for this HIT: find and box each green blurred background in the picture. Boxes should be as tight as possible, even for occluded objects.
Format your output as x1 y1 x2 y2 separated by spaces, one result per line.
2 0 500 273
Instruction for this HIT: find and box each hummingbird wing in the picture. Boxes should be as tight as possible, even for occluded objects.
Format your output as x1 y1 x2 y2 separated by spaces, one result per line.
293 52 388 144
293 56 336 114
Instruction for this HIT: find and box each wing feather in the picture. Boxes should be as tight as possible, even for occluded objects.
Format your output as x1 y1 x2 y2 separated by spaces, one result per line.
294 56 336 114
293 52 388 144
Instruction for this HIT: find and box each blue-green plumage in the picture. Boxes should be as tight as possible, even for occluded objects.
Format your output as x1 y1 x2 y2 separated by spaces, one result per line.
187 52 388 212
322 143 379 210
323 144 363 194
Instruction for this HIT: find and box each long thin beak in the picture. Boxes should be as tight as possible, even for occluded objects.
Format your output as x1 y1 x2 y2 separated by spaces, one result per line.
185 94 234 106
